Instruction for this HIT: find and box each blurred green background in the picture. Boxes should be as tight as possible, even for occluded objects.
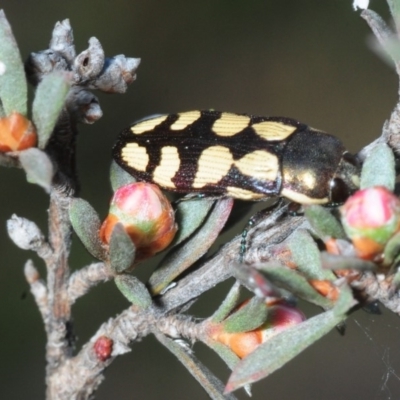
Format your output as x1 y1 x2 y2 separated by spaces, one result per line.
1 1 400 399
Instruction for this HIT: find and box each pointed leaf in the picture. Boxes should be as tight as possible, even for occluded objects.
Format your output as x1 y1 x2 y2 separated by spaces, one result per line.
225 287 354 393
233 262 283 299
288 230 335 281
258 262 332 309
205 339 252 397
304 205 346 240
19 148 53 192
148 198 234 295
360 10 397 67
32 72 70 148
383 231 400 267
0 10 27 115
211 281 241 323
110 160 136 191
109 223 136 273
69 198 105 260
115 274 152 309
388 1 400 34
173 198 214 245
206 339 241 371
222 297 268 333
156 333 238 400
321 252 376 271
360 143 395 190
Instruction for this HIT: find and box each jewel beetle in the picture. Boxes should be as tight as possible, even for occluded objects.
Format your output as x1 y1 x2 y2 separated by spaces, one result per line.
113 110 360 205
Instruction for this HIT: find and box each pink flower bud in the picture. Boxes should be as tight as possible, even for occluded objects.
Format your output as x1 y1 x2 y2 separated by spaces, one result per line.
341 187 400 259
211 302 305 359
259 304 305 342
0 112 37 152
100 182 177 261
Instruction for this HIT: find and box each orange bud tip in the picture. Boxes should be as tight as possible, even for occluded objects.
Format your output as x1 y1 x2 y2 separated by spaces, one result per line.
0 112 37 152
325 238 341 255
309 279 339 301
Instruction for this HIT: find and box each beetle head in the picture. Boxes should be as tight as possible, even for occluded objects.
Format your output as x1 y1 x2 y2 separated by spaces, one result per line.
329 152 361 205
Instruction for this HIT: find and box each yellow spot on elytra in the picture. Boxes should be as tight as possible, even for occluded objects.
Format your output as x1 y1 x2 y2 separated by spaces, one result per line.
252 121 297 141
281 188 328 204
193 146 233 188
226 187 265 200
234 150 279 182
170 111 201 130
131 115 168 134
121 143 149 172
299 171 317 190
153 146 180 188
212 113 250 137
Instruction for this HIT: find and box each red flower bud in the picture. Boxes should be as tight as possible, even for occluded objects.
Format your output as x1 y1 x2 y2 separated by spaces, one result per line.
100 182 177 261
341 187 400 259
212 303 305 359
94 336 113 362
0 112 37 152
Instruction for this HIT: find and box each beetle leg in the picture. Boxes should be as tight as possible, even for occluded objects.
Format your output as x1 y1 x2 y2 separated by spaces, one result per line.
287 202 303 216
173 192 224 205
239 198 284 262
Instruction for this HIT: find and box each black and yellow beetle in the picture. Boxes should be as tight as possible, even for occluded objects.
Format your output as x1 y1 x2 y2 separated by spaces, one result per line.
113 110 360 205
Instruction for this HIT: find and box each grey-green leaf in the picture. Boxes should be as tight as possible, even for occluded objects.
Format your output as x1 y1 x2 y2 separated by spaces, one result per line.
360 10 397 68
211 281 241 323
382 231 400 267
109 223 136 273
206 339 241 372
115 274 152 309
288 229 335 281
225 286 354 393
69 198 105 260
233 262 282 299
156 333 238 400
32 72 70 149
19 148 54 192
360 143 395 190
304 205 346 240
110 160 136 191
0 10 27 115
387 1 400 35
321 252 376 271
173 197 214 246
258 262 332 309
222 297 268 333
